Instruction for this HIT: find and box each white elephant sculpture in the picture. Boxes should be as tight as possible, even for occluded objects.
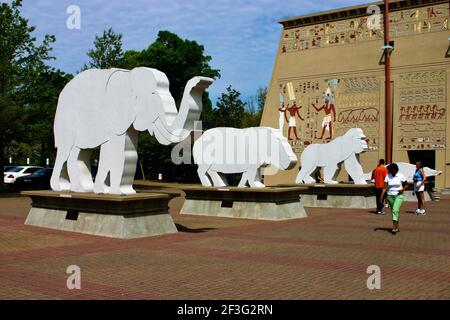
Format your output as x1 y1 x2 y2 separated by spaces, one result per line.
50 67 213 195
193 127 297 187
296 128 368 184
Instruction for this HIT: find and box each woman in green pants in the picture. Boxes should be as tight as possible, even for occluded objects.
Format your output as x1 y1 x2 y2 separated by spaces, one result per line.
381 163 408 234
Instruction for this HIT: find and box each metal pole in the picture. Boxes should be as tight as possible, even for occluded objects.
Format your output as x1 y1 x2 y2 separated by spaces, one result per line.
384 0 392 163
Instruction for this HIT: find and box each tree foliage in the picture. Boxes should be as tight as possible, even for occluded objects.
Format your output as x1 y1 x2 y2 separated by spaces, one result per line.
120 30 220 103
215 86 246 128
242 87 267 128
83 27 123 70
0 0 60 190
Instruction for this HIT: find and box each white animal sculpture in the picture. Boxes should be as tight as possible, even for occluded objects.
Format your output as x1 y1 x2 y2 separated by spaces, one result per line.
296 128 368 184
363 163 442 183
193 127 297 188
50 67 213 195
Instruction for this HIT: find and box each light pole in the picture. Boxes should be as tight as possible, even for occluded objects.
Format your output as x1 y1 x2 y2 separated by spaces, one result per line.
384 0 393 163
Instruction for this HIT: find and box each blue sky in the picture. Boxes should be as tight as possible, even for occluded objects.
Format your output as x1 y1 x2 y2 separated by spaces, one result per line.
17 0 369 104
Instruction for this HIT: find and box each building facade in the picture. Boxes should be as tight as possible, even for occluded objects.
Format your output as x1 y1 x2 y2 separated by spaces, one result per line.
261 0 450 190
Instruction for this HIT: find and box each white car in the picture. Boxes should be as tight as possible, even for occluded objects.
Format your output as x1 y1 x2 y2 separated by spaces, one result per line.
4 166 43 184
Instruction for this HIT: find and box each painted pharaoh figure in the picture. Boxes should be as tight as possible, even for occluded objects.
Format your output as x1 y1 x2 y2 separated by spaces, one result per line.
312 86 336 141
277 93 287 133
278 83 305 141
285 101 304 140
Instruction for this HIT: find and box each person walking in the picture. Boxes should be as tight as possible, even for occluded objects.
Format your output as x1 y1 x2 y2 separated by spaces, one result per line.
381 163 408 234
414 161 427 215
372 159 388 214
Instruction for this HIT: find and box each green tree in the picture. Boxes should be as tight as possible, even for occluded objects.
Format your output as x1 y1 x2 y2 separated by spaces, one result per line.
0 0 56 190
83 27 123 69
215 85 246 128
120 30 220 103
242 87 267 128
20 70 72 166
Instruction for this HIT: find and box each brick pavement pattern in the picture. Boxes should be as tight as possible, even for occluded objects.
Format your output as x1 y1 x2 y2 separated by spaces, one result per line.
1 194 449 299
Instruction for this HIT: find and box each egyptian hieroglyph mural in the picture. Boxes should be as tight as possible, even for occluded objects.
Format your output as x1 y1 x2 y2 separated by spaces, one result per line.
277 76 380 155
280 3 449 54
397 69 446 150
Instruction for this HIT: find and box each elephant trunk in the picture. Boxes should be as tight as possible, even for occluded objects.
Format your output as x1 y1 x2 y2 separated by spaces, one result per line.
154 76 214 145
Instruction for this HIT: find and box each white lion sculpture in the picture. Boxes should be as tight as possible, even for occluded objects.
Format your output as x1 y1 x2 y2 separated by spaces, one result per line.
296 128 368 184
193 127 297 188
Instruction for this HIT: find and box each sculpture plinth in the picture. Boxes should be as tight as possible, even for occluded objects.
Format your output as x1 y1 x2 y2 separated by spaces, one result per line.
180 186 308 221
282 183 376 208
22 191 178 239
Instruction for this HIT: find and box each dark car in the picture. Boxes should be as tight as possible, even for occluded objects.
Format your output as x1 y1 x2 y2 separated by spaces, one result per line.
3 166 16 172
14 168 53 190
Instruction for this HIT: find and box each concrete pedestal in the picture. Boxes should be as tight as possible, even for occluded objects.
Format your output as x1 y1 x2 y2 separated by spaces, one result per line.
402 187 432 202
281 184 376 209
180 186 307 221
22 191 178 239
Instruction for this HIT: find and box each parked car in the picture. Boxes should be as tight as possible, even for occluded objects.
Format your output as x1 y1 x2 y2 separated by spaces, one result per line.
14 168 53 190
3 166 43 184
3 166 16 172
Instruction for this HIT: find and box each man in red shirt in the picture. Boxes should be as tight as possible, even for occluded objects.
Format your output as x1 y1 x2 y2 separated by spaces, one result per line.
372 159 388 214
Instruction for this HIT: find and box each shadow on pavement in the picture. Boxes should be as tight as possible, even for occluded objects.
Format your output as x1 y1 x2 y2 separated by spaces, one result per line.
374 227 395 235
175 223 216 233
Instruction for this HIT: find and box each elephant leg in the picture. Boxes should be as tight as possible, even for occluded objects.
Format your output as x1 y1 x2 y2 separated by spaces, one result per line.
107 134 127 195
197 165 212 187
238 171 249 187
50 145 71 191
118 128 138 194
247 166 265 188
295 163 316 184
255 168 265 187
208 170 228 187
94 142 111 194
67 147 94 192
323 165 339 184
220 173 229 186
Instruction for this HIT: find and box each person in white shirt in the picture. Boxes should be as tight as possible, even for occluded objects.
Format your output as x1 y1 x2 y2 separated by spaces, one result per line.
381 163 408 234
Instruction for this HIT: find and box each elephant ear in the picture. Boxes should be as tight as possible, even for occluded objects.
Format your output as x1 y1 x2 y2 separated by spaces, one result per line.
70 69 114 149
105 68 136 136
130 67 175 133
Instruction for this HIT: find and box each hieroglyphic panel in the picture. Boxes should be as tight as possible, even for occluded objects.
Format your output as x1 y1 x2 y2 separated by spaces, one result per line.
277 76 380 155
280 3 449 54
398 70 446 150
335 76 380 151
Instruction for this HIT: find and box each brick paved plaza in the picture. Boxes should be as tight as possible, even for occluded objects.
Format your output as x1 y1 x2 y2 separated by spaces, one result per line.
1 192 449 300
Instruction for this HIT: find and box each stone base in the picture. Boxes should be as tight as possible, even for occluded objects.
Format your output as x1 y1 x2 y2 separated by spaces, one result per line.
22 191 178 239
180 186 307 221
279 184 376 209
133 181 185 196
402 190 432 202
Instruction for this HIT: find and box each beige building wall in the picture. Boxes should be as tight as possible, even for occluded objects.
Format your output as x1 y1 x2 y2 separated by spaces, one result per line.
261 0 450 189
